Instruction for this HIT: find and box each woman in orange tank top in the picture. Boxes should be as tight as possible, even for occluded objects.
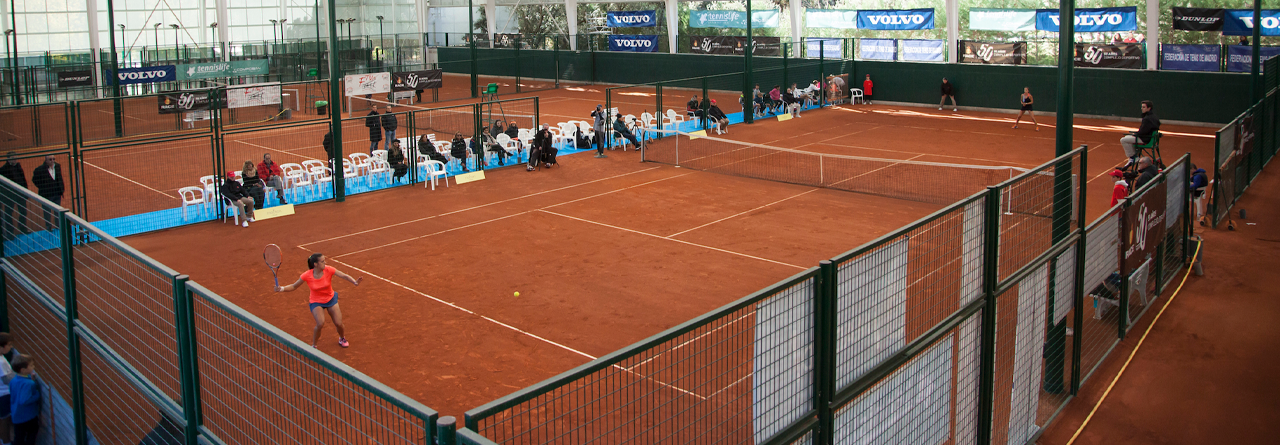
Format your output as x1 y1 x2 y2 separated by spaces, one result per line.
277 253 363 348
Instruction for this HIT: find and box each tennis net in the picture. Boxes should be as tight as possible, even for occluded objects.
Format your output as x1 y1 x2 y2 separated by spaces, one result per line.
642 128 1030 205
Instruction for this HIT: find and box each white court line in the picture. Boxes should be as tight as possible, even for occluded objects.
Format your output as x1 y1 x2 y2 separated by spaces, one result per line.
236 140 322 161
668 189 817 238
82 160 176 200
334 173 691 258
625 311 753 371
826 154 927 188
540 209 808 270
299 167 663 248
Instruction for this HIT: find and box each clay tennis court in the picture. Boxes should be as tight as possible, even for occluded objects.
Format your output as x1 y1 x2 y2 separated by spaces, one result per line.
94 83 1221 424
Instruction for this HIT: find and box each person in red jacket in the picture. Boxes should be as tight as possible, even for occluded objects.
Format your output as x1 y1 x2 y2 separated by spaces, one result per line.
256 153 287 205
862 74 874 105
1109 169 1128 207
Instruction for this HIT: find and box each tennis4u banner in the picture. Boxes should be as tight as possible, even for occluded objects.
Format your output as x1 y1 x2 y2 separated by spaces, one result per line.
689 10 780 29
608 35 660 52
1035 7 1137 33
857 9 935 31
606 10 657 28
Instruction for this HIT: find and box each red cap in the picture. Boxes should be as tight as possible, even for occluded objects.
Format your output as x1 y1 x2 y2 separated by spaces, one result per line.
1109 169 1124 178
226 171 237 178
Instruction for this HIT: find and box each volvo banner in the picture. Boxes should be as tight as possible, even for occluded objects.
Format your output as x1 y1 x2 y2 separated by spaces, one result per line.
857 9 935 31
609 35 661 52
860 39 898 61
902 39 945 62
606 10 658 28
1074 43 1144 69
106 65 177 85
1227 45 1280 72
805 9 858 29
805 38 843 58
1222 10 1280 36
1172 8 1225 31
688 36 781 55
1161 44 1221 72
392 70 443 91
968 9 1037 32
689 10 780 29
960 41 1027 65
1035 7 1138 33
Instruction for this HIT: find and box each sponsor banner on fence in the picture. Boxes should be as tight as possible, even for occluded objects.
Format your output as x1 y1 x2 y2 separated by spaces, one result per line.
492 33 523 48
56 70 94 88
227 83 282 109
344 72 392 97
805 38 843 58
689 10 780 29
606 10 658 28
1226 45 1280 72
860 39 898 60
1223 10 1280 36
1123 180 1167 273
806 9 858 29
1172 7 1225 31
960 41 1027 65
1074 43 1143 69
858 9 935 31
609 35 661 52
969 9 1037 32
392 70 443 90
177 60 270 80
107 65 176 85
903 39 945 62
1162 44 1221 72
688 36 781 56
1035 7 1137 33
158 91 218 114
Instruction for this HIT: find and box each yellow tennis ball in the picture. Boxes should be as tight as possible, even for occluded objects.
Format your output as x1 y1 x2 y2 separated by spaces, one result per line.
514 291 520 297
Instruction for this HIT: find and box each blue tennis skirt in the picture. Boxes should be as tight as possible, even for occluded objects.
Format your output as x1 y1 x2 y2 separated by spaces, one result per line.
309 293 339 312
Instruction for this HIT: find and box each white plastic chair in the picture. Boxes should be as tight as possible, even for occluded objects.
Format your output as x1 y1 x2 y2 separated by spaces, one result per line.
850 88 865 105
495 133 522 162
367 159 392 186
310 166 334 198
420 159 449 190
349 152 372 176
664 109 684 127
371 149 388 162
178 186 206 220
281 163 314 200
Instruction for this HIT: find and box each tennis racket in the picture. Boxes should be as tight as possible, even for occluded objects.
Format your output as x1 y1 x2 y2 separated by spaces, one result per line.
264 244 283 288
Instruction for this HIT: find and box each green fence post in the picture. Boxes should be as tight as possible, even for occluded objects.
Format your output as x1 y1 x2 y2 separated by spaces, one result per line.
173 275 202 445
554 38 561 89
59 210 88 445
474 103 483 171
743 0 754 125
1118 198 1131 340
656 83 664 137
1183 158 1192 263
1211 131 1221 228
515 37 522 94
438 416 457 445
783 43 789 92
1071 144 1089 395
976 186 1002 445
816 261 837 445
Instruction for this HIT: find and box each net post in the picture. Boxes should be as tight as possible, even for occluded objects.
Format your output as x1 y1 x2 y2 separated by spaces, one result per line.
59 210 89 445
656 84 664 139
438 416 457 445
173 274 203 445
976 186 1002 445
815 260 837 445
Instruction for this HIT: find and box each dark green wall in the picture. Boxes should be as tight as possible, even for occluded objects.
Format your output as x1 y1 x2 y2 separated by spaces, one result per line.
439 48 1251 124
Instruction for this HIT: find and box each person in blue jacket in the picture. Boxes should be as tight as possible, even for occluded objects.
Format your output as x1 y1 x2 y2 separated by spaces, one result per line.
1190 165 1209 226
8 354 39 445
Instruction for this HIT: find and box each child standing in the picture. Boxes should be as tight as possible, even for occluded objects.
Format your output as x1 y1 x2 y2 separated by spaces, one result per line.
8 354 38 445
862 74 874 105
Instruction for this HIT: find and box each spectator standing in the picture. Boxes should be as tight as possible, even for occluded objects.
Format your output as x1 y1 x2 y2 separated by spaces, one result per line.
322 132 334 162
862 75 874 105
591 105 608 156
380 107 398 151
1134 157 1159 191
939 78 958 111
1190 165 1209 226
0 333 15 443
1 153 28 236
257 154 287 205
220 171 255 227
1109 169 1128 207
7 354 37 445
30 156 64 230
708 100 730 134
1120 100 1160 168
364 107 383 153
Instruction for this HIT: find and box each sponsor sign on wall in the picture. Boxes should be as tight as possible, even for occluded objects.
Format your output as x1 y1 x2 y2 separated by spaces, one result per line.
227 83 282 109
805 38 843 58
606 10 657 28
392 70 443 90
968 9 1036 32
689 10 780 29
860 39 898 60
688 36 781 56
608 35 661 52
1123 180 1167 273
902 39 945 62
1226 45 1280 72
1172 7 1225 31
960 41 1028 65
56 70 94 88
1074 43 1144 69
805 9 858 29
158 91 218 114
1223 10 1280 36
343 72 392 97
1161 44 1220 72
1035 7 1137 33
177 60 270 80
106 65 177 85
857 9 935 31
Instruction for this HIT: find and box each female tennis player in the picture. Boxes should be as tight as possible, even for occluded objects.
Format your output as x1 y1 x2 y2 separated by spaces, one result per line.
1012 87 1039 131
275 253 363 348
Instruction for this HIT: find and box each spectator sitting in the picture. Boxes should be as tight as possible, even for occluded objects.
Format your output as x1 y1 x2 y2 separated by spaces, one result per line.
806 80 822 105
450 133 471 172
783 87 801 118
708 100 730 135
1133 157 1159 191
528 125 557 170
417 135 448 164
686 95 701 119
387 140 409 182
768 85 782 114
574 123 595 151
241 160 267 210
698 95 711 128
1121 100 1160 169
753 91 767 117
613 114 642 151
219 171 256 227
0 332 14 440
257 153 287 205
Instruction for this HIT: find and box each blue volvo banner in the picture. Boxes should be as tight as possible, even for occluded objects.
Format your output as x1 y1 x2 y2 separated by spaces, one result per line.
1227 45 1280 72
608 35 660 52
1035 7 1137 33
1162 44 1221 72
860 39 898 60
107 65 177 85
805 38 842 58
606 10 658 28
1223 10 1280 36
858 9 934 30
902 40 945 62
